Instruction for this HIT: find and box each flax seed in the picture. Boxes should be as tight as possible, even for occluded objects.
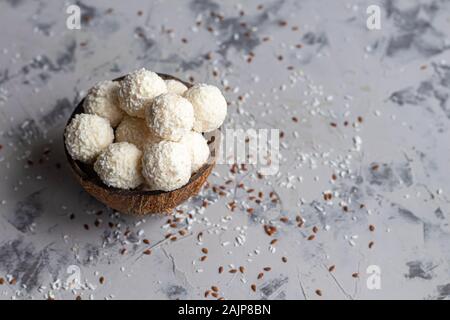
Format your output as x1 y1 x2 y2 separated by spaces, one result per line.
263 267 271 272
229 269 238 274
257 272 264 280
307 234 315 241
202 248 208 254
211 286 219 292
369 241 374 249
315 289 322 296
218 266 224 274
251 284 257 292
200 256 207 262
282 256 288 263
99 277 105 284
312 226 318 233
369 225 375 232
143 249 152 255
239 266 245 274
328 265 335 272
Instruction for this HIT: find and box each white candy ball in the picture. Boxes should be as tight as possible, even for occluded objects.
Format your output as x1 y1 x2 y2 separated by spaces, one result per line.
65 114 114 163
94 142 143 189
145 93 194 141
83 80 124 127
165 79 188 95
141 141 191 192
118 68 167 118
179 131 210 172
115 116 160 150
184 84 227 132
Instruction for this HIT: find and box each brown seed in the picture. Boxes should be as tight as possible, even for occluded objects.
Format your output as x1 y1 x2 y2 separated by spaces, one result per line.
211 292 219 298
143 239 150 245
263 267 271 272
280 217 289 223
369 225 375 232
204 290 210 298
83 224 89 230
330 122 337 127
9 278 16 285
143 249 152 255
270 239 278 245
257 272 264 280
211 286 219 292
229 269 238 274
368 241 374 249
170 236 177 241
352 273 359 278
201 248 208 254
0 278 4 285
99 277 105 284
120 248 127 255
315 289 322 296
239 266 245 274
278 20 287 27
218 266 224 274
307 234 315 241
200 256 207 262
328 265 335 272
282 256 288 263
264 225 277 236
247 208 254 214
312 226 318 233
251 284 257 292
371 164 379 171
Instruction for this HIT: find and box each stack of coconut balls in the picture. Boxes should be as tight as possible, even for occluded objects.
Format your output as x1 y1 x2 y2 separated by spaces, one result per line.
65 68 227 192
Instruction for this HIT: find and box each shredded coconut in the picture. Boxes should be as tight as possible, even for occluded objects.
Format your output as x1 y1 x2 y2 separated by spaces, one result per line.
115 116 160 150
179 131 210 172
94 142 143 189
65 114 114 163
165 79 188 95
145 93 194 141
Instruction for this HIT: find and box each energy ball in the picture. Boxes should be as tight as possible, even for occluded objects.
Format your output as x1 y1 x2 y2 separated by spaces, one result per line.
165 79 188 95
141 141 191 192
115 116 160 150
83 80 124 127
94 142 143 189
65 114 114 163
179 131 210 172
118 68 167 118
145 93 194 142
184 84 227 132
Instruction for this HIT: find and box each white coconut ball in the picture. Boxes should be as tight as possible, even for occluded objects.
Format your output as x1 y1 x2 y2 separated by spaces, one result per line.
65 114 114 163
115 116 160 150
94 142 143 189
179 131 210 172
83 80 124 127
165 79 188 95
184 84 227 132
118 68 167 118
145 93 194 142
141 141 191 192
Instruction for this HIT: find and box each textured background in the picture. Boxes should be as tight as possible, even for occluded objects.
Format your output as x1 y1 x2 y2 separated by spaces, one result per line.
0 0 449 300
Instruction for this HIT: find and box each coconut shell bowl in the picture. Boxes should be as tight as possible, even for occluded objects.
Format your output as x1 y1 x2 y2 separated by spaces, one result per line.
64 73 221 216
